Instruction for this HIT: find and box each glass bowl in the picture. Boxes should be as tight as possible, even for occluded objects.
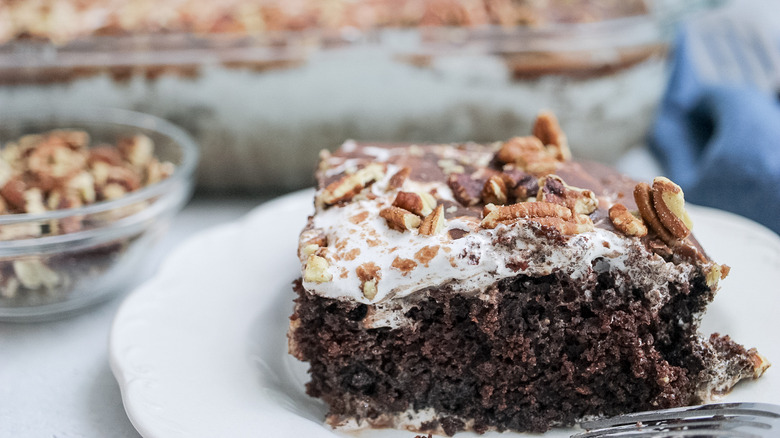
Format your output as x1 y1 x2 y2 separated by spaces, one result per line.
0 108 198 322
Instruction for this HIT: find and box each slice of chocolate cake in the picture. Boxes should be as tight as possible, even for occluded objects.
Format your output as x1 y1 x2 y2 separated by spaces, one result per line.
288 112 769 435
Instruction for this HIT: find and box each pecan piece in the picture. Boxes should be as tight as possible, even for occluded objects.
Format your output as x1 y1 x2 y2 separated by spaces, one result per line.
393 191 436 217
481 201 572 229
387 166 411 191
318 163 385 207
380 206 421 232
608 203 648 237
537 175 597 215
447 173 482 207
303 255 332 283
652 177 693 239
419 205 445 236
495 136 559 176
533 110 571 162
356 262 381 300
481 175 508 205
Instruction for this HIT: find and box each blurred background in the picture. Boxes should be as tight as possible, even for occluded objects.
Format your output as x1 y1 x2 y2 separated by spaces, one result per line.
1 0 779 436
4 0 776 233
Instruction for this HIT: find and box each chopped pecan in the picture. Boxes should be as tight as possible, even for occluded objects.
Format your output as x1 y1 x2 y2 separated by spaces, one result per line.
317 163 385 207
88 146 125 167
118 134 154 167
393 191 424 215
393 191 435 217
481 175 508 205
387 166 411 190
481 201 572 229
27 142 86 191
537 175 597 215
447 173 482 207
419 205 445 236
1 177 28 211
749 351 771 379
356 262 381 300
303 255 332 283
705 263 732 288
608 203 648 237
495 136 559 176
652 177 693 239
533 110 571 162
380 206 421 232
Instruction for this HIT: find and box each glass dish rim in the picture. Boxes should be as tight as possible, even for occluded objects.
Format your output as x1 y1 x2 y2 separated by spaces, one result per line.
0 107 199 245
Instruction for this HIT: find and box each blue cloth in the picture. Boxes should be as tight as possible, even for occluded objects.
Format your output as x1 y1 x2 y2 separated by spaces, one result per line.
650 29 780 235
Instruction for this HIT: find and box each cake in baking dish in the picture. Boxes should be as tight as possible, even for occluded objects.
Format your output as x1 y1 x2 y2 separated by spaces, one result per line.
287 112 769 435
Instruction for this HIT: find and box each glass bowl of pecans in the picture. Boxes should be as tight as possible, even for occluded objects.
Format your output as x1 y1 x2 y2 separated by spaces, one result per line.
0 108 198 321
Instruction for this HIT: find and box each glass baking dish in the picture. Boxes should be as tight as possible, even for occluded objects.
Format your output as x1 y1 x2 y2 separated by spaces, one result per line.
0 0 719 193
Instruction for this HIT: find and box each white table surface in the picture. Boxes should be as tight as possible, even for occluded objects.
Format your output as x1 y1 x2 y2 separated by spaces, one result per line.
0 150 659 438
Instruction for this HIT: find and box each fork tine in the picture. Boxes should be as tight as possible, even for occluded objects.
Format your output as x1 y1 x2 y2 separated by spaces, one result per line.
579 403 780 429
575 415 773 438
574 430 761 438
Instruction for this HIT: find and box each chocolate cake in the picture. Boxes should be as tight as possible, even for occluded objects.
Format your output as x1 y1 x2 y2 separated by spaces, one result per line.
292 112 770 435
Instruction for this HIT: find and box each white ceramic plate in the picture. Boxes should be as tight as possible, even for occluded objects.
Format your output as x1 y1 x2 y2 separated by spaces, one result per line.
110 190 780 438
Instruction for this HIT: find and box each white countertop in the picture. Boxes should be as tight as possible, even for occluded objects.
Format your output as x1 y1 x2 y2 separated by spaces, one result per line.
0 196 266 438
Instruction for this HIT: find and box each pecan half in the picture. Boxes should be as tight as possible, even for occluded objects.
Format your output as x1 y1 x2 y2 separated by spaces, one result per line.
380 206 422 232
481 201 572 229
634 182 678 245
608 203 648 237
652 177 693 239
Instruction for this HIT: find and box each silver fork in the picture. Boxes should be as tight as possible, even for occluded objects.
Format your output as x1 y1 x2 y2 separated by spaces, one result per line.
570 402 780 438
686 2 780 95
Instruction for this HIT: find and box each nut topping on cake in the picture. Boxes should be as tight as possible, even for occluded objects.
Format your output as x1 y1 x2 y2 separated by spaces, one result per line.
533 110 572 162
652 177 693 239
356 262 381 300
380 206 422 232
419 205 445 236
482 175 508 205
481 201 572 229
387 167 411 191
537 175 597 215
447 173 482 206
495 136 559 176
634 182 679 245
304 255 333 283
393 192 425 216
318 163 385 207
609 203 648 237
